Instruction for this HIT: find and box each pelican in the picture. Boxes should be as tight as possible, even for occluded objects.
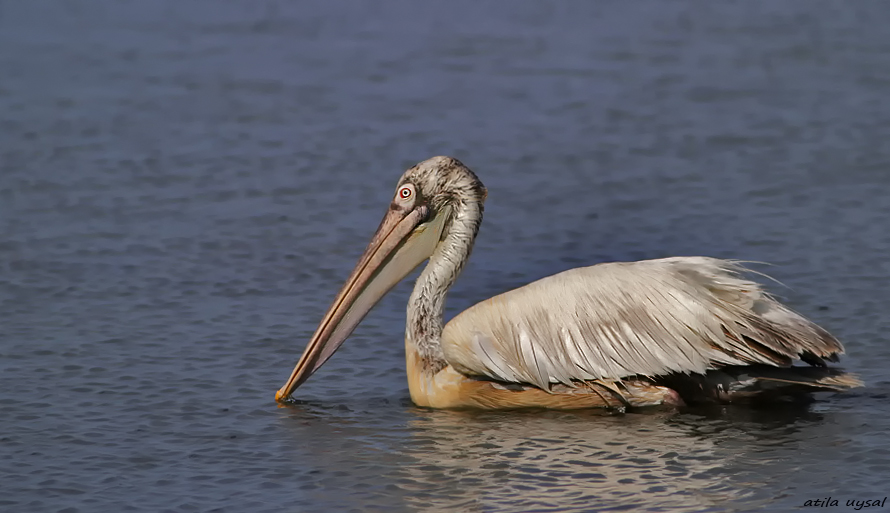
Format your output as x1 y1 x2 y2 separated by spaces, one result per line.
276 156 861 409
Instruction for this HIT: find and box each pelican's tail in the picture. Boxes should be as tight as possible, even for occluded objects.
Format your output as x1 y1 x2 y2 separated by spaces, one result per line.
659 365 863 405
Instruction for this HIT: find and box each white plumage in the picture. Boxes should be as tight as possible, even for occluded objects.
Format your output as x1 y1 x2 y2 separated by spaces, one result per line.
442 257 841 390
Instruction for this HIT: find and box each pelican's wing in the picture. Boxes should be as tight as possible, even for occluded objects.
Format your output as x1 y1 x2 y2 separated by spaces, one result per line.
440 257 843 389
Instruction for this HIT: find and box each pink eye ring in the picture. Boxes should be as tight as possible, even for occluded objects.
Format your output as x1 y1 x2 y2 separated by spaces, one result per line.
398 186 412 199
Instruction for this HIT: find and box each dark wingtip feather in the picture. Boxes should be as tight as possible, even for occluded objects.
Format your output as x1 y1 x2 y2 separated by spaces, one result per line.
657 365 863 404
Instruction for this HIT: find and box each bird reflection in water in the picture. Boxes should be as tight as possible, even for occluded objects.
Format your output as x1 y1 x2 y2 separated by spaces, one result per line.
282 399 833 512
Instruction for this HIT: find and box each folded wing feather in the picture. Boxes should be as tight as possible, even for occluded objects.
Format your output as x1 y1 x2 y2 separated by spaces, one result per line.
440 257 843 390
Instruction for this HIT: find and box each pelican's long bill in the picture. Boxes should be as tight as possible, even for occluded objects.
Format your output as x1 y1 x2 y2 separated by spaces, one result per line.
275 200 451 402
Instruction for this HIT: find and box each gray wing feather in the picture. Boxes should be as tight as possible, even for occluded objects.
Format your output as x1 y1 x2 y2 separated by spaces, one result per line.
441 257 843 389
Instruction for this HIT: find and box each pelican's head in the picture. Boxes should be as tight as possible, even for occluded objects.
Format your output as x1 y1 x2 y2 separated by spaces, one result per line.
276 156 486 402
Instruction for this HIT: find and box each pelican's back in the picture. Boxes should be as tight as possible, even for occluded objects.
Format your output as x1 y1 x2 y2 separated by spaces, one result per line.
441 257 847 391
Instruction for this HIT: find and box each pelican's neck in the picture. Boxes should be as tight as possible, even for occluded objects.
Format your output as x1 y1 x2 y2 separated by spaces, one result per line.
406 198 482 373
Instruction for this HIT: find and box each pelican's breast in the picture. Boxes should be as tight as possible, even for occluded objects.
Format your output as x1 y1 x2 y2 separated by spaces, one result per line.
405 342 678 410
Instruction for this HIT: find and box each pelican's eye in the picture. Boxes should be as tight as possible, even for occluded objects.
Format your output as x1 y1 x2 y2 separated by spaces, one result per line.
398 185 413 200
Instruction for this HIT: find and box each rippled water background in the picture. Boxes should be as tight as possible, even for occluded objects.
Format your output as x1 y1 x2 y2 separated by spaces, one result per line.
3 2 890 512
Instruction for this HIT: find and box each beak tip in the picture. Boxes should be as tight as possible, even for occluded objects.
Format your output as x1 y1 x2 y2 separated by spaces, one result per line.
275 389 287 402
